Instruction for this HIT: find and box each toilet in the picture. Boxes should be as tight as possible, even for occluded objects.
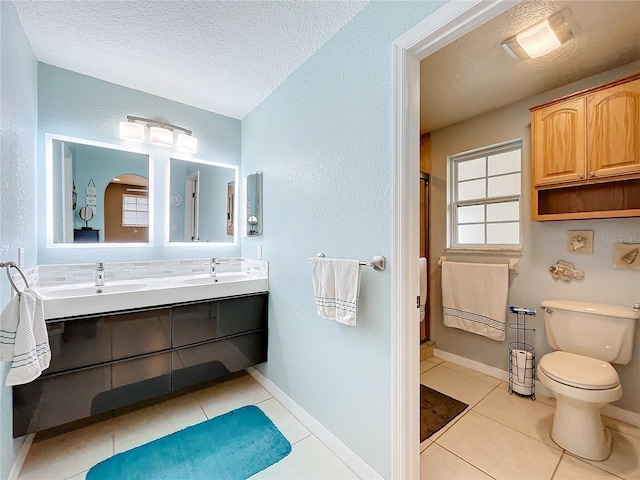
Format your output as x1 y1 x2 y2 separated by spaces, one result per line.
537 299 639 461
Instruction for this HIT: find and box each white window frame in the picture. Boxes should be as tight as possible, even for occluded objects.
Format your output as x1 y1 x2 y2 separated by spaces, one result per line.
122 194 149 228
447 139 523 252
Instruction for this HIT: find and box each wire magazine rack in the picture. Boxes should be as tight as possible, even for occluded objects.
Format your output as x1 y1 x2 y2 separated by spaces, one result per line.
508 306 536 400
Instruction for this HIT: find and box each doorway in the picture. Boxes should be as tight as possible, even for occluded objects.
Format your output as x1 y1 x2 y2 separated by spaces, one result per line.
391 2 516 478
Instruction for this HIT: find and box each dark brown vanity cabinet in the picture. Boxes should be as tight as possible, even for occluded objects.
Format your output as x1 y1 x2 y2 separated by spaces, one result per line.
13 293 267 437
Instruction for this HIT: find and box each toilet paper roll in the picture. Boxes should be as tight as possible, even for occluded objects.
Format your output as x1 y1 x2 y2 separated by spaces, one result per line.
510 349 534 395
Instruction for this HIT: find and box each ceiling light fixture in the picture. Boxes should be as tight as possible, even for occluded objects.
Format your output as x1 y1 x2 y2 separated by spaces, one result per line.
501 10 576 61
119 116 198 154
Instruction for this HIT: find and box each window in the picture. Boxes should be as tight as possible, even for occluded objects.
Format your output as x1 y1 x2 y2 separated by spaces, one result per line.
122 195 149 227
448 140 522 249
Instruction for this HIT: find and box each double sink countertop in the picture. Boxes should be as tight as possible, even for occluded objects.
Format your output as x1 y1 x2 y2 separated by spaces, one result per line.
36 272 268 320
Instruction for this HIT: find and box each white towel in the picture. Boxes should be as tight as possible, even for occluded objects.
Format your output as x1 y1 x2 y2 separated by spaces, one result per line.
310 257 361 326
419 257 428 322
0 289 51 386
441 261 508 341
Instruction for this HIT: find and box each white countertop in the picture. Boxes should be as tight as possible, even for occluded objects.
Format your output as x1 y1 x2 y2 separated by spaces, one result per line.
36 273 268 320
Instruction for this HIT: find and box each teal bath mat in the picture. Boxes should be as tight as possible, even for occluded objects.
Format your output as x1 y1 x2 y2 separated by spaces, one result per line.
87 405 291 480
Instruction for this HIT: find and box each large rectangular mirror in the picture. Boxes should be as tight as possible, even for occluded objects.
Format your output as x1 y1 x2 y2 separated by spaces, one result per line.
46 134 151 246
244 171 262 237
168 157 238 244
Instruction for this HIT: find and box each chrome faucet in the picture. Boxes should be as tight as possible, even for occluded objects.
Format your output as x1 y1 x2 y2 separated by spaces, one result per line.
210 258 218 277
95 262 105 286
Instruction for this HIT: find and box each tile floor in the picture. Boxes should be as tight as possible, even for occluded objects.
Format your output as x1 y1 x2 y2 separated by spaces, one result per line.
17 373 359 480
420 356 640 480
16 358 640 480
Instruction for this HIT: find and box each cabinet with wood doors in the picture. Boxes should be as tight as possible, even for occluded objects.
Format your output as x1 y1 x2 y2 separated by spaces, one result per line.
530 73 640 220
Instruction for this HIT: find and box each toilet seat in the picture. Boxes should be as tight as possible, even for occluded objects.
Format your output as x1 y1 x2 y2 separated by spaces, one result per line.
538 351 619 390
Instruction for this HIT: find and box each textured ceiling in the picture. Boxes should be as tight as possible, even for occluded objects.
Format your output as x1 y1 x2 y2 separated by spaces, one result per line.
14 0 368 119
421 0 640 133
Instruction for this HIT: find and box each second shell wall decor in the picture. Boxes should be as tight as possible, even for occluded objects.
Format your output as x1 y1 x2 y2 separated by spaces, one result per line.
567 230 593 255
613 243 640 270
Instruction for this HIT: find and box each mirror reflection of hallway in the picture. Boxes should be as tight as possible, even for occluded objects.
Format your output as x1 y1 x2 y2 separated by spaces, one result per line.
104 174 149 243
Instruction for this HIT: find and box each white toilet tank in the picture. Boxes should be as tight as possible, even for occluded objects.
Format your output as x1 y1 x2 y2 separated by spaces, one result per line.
542 299 640 365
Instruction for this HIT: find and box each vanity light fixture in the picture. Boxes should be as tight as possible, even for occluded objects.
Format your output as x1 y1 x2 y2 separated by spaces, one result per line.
501 10 576 61
119 115 198 154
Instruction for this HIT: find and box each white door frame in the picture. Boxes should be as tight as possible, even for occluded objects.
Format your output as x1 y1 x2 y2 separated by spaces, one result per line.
184 170 200 241
390 1 517 478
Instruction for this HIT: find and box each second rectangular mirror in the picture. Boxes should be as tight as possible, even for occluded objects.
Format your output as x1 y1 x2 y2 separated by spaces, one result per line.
168 157 238 244
245 171 262 237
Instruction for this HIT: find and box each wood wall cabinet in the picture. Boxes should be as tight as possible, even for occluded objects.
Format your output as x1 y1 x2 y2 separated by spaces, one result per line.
530 73 640 220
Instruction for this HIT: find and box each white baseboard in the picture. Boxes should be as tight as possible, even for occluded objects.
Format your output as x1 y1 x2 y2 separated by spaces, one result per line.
434 348 509 382
602 404 640 428
246 367 382 480
434 349 640 428
8 433 35 480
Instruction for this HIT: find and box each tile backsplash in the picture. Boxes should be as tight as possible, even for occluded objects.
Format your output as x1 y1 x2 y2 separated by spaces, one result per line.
11 257 268 289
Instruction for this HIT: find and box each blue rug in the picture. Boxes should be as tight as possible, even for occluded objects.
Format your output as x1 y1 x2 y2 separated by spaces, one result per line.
87 405 291 480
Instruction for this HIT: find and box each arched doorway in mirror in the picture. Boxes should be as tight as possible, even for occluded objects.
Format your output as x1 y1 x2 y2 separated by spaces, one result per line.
104 174 149 243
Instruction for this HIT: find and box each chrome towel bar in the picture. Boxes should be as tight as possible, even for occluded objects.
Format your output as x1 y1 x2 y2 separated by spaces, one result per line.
438 256 519 273
309 253 386 271
0 261 29 296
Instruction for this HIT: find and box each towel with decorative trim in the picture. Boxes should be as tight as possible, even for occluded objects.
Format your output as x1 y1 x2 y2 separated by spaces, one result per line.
0 289 50 386
310 257 361 326
441 261 508 341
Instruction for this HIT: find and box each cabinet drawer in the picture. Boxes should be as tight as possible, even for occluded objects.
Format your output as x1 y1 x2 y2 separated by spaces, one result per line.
172 331 268 391
172 294 267 347
13 353 171 436
46 309 171 373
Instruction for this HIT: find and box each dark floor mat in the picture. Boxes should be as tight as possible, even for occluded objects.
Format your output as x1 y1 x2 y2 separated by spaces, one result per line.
420 384 468 441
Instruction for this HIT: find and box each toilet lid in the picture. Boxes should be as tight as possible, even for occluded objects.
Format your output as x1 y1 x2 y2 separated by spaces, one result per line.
539 351 620 390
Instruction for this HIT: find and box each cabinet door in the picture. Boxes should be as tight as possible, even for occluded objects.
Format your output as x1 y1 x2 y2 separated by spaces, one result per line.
587 78 640 179
173 294 267 347
171 331 267 391
532 97 587 186
46 309 171 374
13 353 171 436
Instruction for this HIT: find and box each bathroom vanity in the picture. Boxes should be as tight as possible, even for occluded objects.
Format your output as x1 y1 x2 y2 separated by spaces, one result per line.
12 261 269 437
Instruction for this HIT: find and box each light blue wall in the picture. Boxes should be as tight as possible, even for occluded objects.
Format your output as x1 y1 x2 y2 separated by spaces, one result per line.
241 2 444 477
0 2 38 478
38 64 241 263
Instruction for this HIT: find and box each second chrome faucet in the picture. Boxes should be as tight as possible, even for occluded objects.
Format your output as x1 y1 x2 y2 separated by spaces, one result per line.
95 262 105 286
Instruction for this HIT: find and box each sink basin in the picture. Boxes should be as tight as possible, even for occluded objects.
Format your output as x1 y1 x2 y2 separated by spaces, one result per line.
182 275 253 286
38 283 149 299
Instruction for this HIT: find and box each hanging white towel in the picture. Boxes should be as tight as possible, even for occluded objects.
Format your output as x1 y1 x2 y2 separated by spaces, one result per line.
0 289 51 386
441 261 508 341
310 257 361 326
419 257 428 322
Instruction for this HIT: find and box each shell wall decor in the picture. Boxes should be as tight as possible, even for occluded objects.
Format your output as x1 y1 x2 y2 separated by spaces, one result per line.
549 260 585 283
613 243 640 270
566 230 593 255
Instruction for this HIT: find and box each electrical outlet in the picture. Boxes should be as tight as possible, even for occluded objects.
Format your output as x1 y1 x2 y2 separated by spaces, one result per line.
18 247 24 268
171 224 178 232
257 246 262 260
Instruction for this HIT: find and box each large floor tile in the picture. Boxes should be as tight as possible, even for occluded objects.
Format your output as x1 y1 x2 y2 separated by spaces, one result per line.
553 453 621 480
473 387 556 448
18 426 113 480
584 428 640 480
249 435 359 479
196 373 272 419
257 397 311 445
420 365 498 407
420 443 493 480
437 411 562 480
420 359 438 374
112 393 207 454
439 362 502 387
